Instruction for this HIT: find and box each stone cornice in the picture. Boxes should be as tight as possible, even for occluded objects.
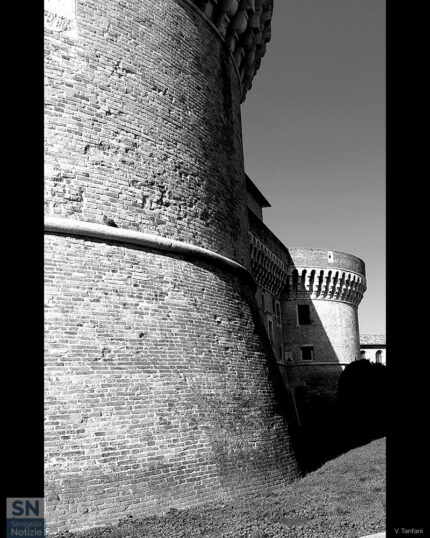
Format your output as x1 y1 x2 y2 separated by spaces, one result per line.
187 0 273 102
45 216 255 287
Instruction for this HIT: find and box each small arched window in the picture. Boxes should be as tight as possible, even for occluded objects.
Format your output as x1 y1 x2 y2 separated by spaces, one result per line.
375 350 382 363
360 350 366 359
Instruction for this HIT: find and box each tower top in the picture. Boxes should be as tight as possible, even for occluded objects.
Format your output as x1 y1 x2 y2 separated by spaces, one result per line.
285 248 367 306
190 0 274 101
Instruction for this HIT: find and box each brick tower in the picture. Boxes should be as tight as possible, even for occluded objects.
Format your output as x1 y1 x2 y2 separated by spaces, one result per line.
44 0 299 533
282 248 367 403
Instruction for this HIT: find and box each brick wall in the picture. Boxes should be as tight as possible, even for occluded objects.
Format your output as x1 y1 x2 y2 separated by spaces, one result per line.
287 248 366 277
45 0 249 267
282 299 361 365
44 0 299 532
45 235 299 532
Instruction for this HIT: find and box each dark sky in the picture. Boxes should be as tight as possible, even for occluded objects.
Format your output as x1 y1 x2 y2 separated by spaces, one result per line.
241 0 385 335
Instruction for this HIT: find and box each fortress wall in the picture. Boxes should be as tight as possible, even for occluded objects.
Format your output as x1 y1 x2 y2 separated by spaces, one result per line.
283 249 366 403
247 211 289 363
248 209 290 264
45 234 298 532
44 0 299 532
45 0 249 266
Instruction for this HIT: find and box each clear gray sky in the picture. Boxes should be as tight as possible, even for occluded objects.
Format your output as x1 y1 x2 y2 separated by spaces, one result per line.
242 0 385 335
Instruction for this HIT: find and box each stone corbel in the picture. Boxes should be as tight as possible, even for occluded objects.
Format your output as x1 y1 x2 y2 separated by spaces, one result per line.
234 46 246 66
225 29 239 53
219 0 239 17
262 25 271 43
254 29 263 46
303 272 312 297
249 8 262 32
261 7 272 24
215 12 231 37
231 8 249 34
244 43 256 66
196 0 218 18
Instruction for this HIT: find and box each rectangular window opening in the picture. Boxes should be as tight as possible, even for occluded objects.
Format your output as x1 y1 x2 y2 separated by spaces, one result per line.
301 346 314 361
297 304 311 325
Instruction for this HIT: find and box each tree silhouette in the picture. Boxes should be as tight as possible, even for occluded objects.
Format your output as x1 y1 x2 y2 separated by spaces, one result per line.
338 359 386 437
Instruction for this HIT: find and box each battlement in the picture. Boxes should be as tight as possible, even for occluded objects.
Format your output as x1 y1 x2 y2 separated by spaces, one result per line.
285 248 366 307
191 0 273 101
286 266 366 307
247 211 366 306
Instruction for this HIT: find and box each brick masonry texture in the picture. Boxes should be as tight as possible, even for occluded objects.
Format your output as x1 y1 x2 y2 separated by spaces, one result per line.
45 235 299 532
287 248 366 277
282 300 361 365
45 0 249 267
44 0 300 532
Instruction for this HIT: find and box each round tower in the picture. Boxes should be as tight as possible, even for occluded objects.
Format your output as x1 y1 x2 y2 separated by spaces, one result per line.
282 248 366 402
44 0 299 533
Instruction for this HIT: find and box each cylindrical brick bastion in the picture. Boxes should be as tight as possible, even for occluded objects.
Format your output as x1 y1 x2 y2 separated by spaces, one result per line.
44 0 298 533
283 248 367 402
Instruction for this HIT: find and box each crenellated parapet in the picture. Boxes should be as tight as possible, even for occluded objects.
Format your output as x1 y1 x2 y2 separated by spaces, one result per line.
285 248 367 307
247 234 367 306
191 0 273 101
285 267 366 306
249 231 288 296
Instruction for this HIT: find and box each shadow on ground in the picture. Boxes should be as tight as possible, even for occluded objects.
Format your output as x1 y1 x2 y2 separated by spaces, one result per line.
293 360 387 473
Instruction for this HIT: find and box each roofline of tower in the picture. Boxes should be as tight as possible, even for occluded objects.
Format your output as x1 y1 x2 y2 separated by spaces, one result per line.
179 0 274 103
245 174 271 208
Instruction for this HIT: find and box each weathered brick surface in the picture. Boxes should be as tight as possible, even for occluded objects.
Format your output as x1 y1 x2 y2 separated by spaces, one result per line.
44 235 299 532
44 1 300 531
45 0 249 267
287 248 366 277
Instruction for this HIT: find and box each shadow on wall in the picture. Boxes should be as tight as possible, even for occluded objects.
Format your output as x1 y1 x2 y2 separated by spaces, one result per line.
247 214 372 473
275 256 373 473
280 299 344 474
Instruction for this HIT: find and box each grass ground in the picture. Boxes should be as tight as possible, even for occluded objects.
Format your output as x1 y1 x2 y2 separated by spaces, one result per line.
55 437 385 538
